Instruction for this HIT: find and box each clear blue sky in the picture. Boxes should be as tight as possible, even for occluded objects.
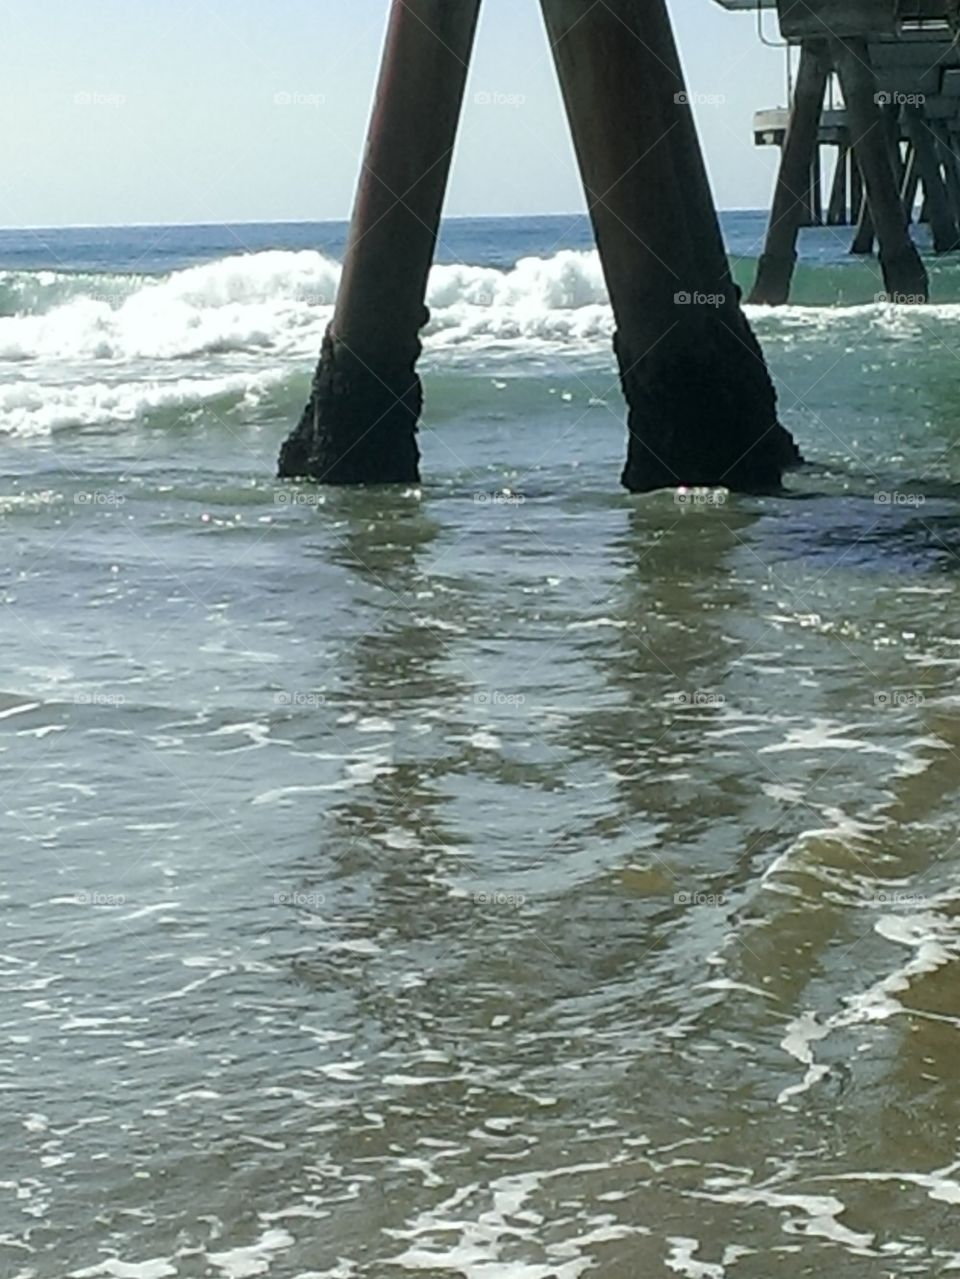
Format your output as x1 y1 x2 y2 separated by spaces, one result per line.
1 0 791 227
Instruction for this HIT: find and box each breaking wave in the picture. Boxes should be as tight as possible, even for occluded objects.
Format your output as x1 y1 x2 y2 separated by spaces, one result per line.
2 245 956 436
0 248 612 365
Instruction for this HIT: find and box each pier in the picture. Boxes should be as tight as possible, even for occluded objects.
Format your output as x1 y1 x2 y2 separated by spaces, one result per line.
722 0 960 303
280 0 800 495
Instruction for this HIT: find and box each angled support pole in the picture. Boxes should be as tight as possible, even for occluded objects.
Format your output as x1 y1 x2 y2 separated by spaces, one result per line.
833 38 928 300
851 183 875 254
900 143 919 222
540 0 800 492
903 105 960 253
750 40 830 305
850 145 864 230
827 141 849 225
933 124 960 232
885 102 906 187
279 0 482 483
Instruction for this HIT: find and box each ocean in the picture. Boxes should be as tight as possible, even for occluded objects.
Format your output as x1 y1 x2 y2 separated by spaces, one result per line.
3 211 960 1277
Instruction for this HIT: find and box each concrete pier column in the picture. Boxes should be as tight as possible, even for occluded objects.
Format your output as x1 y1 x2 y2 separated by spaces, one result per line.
278 0 482 483
904 106 959 253
750 41 830 306
834 38 928 301
540 0 800 492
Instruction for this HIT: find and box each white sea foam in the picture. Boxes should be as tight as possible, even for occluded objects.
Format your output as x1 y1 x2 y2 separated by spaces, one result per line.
773 904 960 1104
7 246 959 437
385 1164 641 1276
0 249 615 437
777 1011 832 1106
664 1237 726 1278
207 1227 295 1278
820 1164 960 1207
0 370 284 437
0 249 610 370
695 1185 873 1251
6 253 955 343
70 1259 178 1279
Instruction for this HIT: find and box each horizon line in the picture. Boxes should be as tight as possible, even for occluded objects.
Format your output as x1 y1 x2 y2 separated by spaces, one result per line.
0 208 767 233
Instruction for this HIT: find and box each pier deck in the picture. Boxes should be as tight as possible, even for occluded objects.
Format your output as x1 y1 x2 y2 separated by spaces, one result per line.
717 0 960 299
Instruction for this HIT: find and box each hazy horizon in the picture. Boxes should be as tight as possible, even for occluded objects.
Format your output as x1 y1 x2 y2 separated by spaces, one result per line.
0 206 773 232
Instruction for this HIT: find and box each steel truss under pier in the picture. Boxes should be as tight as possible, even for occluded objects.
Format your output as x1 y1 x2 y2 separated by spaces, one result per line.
716 0 960 303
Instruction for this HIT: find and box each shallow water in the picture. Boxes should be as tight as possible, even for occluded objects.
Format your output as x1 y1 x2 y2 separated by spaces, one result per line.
3 216 960 1277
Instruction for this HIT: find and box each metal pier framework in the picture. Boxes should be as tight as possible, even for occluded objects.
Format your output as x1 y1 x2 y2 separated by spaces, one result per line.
719 0 960 304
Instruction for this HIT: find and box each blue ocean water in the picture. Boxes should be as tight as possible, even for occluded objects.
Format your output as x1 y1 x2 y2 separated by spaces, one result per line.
4 213 960 1277
0 208 922 274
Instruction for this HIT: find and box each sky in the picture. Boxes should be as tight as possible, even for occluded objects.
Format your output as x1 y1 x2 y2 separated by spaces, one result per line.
0 0 793 227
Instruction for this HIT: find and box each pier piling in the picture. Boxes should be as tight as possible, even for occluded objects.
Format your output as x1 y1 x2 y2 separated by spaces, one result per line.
833 38 928 300
749 41 830 306
851 153 864 230
934 125 960 229
904 104 960 252
278 0 481 483
851 184 876 254
541 0 799 492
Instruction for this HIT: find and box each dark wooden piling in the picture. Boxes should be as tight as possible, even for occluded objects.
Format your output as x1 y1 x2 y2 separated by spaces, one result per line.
750 41 830 305
934 125 960 229
850 148 865 234
851 184 875 254
833 38 928 300
540 0 800 493
278 0 482 483
904 105 960 252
